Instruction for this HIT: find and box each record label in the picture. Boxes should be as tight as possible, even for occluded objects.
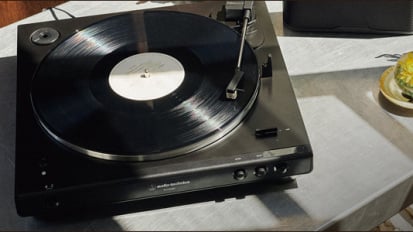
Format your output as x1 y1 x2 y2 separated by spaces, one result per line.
108 52 185 101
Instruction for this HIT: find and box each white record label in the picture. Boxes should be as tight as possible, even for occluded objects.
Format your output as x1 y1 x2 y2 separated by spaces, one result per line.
108 52 185 101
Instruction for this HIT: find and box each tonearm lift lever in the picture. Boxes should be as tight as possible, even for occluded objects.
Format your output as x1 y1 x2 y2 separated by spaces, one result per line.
225 1 254 100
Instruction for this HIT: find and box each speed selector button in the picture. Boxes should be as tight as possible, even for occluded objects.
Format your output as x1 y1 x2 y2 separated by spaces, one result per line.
254 166 268 177
233 169 247 180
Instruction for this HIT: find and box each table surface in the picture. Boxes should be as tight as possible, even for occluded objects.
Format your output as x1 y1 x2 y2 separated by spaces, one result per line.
1 1 413 231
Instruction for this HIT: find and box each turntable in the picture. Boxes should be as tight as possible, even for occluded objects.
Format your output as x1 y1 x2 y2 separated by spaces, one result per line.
15 1 312 216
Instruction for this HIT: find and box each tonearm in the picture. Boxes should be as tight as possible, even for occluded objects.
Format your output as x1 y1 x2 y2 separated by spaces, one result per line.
225 1 254 100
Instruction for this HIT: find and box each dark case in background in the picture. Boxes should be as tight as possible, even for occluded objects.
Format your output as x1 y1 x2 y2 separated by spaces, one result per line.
283 0 413 34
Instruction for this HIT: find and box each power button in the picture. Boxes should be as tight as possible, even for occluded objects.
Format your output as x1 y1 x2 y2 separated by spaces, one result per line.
275 163 288 174
233 169 247 180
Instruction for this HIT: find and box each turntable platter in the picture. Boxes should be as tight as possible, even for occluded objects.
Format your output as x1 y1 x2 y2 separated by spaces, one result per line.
31 11 259 161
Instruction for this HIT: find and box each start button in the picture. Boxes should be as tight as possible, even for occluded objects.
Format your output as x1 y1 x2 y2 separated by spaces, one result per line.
233 169 247 180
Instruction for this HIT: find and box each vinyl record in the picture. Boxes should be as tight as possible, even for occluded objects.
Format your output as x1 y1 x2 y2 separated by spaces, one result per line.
31 11 259 161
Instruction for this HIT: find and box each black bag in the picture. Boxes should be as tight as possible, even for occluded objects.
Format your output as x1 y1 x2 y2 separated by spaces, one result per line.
283 0 413 34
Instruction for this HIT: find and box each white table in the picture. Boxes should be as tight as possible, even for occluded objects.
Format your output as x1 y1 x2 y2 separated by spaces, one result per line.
1 1 413 230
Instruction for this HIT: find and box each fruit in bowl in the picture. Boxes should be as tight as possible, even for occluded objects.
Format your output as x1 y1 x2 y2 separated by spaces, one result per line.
394 52 413 98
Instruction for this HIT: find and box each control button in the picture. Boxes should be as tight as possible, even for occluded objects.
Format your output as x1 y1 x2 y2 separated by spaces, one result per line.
38 157 48 168
255 127 278 138
254 166 268 177
44 183 54 190
275 163 288 174
45 198 60 209
233 169 247 180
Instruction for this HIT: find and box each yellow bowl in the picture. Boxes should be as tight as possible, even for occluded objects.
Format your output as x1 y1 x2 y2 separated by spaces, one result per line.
380 66 413 109
394 52 413 98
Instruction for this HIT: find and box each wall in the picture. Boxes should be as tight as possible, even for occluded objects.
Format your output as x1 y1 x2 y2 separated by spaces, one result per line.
0 1 66 27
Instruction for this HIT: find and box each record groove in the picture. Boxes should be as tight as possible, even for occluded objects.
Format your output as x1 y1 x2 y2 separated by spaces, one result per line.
31 11 259 161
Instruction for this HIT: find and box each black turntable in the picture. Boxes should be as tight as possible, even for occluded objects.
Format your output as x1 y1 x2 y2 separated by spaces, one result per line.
15 1 312 216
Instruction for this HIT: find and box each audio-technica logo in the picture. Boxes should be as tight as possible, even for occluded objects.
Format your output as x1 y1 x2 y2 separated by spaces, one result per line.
148 180 191 191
